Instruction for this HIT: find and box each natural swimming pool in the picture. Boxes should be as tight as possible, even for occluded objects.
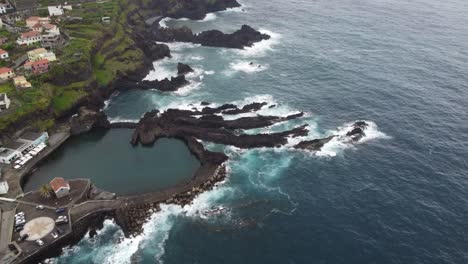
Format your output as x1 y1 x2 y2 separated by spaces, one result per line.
23 129 200 195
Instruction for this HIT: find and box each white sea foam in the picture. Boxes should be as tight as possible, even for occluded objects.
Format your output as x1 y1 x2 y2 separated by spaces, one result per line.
201 13 217 22
224 61 269 76
190 55 204 61
107 117 140 124
158 17 171 28
315 121 390 157
173 81 203 96
144 56 177 81
234 29 282 57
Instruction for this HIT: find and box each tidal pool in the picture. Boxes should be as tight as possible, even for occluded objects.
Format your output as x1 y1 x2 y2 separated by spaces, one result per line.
23 129 200 195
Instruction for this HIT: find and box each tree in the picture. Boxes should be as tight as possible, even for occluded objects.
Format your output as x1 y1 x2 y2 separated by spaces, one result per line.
39 184 53 198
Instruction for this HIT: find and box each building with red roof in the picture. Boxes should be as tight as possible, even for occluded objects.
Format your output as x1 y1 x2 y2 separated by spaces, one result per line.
30 59 49 74
49 177 70 198
0 67 14 80
17 31 42 46
26 16 50 28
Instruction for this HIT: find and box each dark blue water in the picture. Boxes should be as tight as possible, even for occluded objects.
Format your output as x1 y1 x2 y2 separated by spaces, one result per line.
56 0 468 263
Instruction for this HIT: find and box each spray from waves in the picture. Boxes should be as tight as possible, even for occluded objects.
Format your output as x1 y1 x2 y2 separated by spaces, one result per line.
224 61 269 76
311 121 390 157
234 29 282 58
144 43 203 82
144 56 178 81
102 92 120 111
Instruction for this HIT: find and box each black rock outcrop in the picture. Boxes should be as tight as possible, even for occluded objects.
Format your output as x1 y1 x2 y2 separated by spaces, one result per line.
153 25 270 49
177 63 194 75
130 104 308 148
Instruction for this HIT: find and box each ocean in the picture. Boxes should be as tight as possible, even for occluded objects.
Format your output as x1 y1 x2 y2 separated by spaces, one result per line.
53 0 468 263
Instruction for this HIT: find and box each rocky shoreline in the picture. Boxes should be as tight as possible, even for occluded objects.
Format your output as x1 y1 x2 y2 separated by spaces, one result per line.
1 0 374 262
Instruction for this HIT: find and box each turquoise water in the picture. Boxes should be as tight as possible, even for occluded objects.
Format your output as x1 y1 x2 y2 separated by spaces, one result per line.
56 0 468 263
23 129 200 195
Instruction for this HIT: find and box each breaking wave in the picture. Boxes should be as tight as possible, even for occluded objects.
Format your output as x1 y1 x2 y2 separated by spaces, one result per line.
234 29 282 57
224 61 269 75
315 121 390 157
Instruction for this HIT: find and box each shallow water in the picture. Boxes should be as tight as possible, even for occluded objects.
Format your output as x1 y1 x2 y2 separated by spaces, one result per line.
23 129 200 195
56 0 468 263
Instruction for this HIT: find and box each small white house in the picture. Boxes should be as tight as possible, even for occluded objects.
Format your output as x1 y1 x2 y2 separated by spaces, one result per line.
0 49 8 59
0 4 7 14
50 177 70 198
0 148 21 164
48 6 64 16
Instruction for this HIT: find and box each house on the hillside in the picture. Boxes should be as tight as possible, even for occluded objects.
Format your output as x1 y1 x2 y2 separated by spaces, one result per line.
41 33 63 48
49 177 70 198
31 22 43 32
13 76 32 89
0 49 8 59
17 31 42 45
0 67 14 80
43 23 59 35
26 16 50 28
48 6 63 16
30 59 49 74
0 92 10 111
16 31 42 45
27 48 56 62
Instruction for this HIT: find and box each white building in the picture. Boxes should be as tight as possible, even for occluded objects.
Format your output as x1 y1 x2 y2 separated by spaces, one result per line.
0 93 10 112
50 177 70 198
0 148 21 164
17 31 42 46
0 4 6 14
0 181 9 195
48 6 64 16
18 132 49 150
0 131 49 164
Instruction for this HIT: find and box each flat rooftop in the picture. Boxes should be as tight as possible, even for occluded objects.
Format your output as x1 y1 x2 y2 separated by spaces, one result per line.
20 132 44 142
3 141 27 151
0 148 16 158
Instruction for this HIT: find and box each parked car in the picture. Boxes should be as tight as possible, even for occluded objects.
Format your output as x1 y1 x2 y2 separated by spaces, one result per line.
36 205 45 210
55 217 68 225
51 232 58 239
18 233 29 242
36 239 44 246
55 208 65 214
15 226 24 232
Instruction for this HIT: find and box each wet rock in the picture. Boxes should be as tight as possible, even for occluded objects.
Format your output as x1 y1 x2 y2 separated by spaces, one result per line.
294 136 335 151
152 24 270 49
70 107 110 135
131 103 307 148
177 62 194 75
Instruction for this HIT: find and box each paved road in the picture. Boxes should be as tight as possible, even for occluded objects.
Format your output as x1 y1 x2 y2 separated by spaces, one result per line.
0 209 15 254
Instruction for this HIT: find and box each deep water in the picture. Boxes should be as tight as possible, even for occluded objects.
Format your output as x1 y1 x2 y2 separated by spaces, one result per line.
56 0 468 263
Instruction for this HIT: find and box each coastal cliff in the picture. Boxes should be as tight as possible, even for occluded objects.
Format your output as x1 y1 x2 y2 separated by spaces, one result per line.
0 0 254 140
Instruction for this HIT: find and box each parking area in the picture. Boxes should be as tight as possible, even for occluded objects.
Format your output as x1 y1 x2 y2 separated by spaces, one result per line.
12 203 70 255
